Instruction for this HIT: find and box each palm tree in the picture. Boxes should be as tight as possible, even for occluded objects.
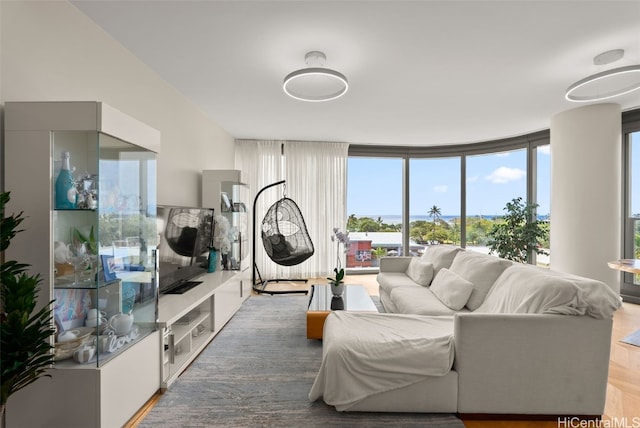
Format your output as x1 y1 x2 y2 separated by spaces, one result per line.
376 217 383 230
347 214 358 231
428 205 442 224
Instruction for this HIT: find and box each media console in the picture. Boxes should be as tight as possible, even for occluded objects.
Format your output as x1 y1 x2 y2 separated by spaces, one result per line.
158 268 251 388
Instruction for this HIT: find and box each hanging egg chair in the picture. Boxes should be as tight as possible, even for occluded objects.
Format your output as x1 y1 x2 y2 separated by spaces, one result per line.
253 181 313 295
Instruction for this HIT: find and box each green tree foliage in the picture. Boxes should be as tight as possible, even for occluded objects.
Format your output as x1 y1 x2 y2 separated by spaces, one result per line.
346 205 549 254
347 215 399 232
486 197 549 263
465 216 495 245
1 192 56 417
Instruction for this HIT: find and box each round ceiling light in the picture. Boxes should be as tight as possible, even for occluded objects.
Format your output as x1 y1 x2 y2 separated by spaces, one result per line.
283 51 348 102
565 49 640 102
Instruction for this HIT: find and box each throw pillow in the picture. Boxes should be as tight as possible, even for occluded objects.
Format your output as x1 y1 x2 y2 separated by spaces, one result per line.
429 268 474 310
475 264 586 315
448 250 511 311
420 245 462 275
405 258 434 286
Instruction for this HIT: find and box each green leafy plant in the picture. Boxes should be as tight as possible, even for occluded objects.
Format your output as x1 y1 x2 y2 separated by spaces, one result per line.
73 226 97 254
1 192 55 423
486 197 549 263
327 267 345 284
371 247 387 259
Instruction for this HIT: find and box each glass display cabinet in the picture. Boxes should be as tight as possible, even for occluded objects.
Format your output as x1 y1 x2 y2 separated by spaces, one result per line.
51 130 158 367
5 101 161 428
202 169 250 271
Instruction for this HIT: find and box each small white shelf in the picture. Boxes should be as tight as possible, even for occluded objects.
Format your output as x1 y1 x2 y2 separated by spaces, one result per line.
158 269 248 389
172 311 211 345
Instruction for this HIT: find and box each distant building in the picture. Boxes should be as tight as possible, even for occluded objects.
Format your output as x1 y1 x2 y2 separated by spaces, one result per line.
346 232 426 267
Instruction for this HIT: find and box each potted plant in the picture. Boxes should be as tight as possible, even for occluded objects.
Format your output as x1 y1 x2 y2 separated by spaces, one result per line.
371 247 387 267
328 228 350 296
0 192 55 426
486 197 549 263
327 267 345 296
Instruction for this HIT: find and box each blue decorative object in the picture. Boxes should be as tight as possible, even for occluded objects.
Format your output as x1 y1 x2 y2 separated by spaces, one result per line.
208 249 218 273
122 282 136 314
55 151 76 209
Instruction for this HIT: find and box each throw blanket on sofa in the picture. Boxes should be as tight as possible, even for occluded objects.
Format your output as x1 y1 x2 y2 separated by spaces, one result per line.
309 312 454 409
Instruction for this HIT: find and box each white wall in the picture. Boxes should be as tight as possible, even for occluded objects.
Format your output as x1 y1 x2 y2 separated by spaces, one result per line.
550 103 621 292
0 1 234 207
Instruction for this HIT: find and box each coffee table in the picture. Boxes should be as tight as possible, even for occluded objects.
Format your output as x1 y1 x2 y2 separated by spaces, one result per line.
306 284 378 339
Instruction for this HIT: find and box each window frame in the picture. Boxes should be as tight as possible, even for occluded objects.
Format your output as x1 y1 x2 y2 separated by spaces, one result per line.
621 109 640 303
348 130 550 264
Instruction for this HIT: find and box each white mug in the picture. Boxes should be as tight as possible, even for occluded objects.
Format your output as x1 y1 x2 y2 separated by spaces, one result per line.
129 325 140 341
97 332 117 353
116 336 127 349
109 313 134 336
86 309 106 321
73 344 96 363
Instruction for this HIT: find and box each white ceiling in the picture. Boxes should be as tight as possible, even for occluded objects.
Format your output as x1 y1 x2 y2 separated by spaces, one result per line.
72 1 640 147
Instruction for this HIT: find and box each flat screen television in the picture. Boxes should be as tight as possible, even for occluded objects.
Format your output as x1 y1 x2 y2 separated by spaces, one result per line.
156 205 214 294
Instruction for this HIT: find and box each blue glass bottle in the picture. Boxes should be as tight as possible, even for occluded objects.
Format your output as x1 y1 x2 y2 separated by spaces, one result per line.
55 151 76 209
207 249 218 273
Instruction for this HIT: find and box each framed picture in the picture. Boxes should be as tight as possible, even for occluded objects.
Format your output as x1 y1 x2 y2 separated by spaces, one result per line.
101 255 117 282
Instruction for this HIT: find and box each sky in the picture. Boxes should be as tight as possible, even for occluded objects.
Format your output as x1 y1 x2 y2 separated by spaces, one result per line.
347 145 551 219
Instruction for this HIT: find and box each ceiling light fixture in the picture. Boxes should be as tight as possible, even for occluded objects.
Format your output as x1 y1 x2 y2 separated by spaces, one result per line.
565 49 640 102
283 51 348 102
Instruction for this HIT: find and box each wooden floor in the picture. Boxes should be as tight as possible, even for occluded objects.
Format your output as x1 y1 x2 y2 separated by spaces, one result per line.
127 275 640 428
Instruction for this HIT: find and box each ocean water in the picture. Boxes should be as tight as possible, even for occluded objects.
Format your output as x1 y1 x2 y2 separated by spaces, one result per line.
356 214 548 225
358 214 494 225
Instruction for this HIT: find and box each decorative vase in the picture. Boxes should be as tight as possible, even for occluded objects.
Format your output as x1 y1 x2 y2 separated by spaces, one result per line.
222 253 229 270
208 249 218 273
331 281 345 296
55 151 76 209
330 296 344 310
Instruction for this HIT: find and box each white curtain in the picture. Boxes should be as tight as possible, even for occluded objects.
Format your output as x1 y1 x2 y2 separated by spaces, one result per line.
235 140 283 283
284 141 348 279
235 139 348 281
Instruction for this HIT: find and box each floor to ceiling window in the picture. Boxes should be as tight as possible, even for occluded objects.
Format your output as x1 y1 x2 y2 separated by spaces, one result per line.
409 157 461 253
347 131 551 273
536 144 551 267
346 157 402 269
465 149 527 252
623 113 640 302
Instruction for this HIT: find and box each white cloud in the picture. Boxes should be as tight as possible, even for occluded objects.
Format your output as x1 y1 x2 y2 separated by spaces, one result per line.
495 152 510 157
537 145 551 155
433 185 448 193
486 166 526 184
467 176 479 183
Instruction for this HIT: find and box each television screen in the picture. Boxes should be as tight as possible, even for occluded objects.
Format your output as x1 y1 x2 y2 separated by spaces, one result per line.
156 206 214 293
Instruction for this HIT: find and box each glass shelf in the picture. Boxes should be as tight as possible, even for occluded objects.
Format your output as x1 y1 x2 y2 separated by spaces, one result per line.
54 276 120 290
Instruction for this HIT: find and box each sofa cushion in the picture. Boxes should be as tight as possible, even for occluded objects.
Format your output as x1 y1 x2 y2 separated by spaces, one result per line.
309 312 455 408
430 268 474 310
377 272 423 296
406 258 434 286
390 286 470 316
532 268 621 319
448 250 512 311
475 264 587 315
420 245 462 276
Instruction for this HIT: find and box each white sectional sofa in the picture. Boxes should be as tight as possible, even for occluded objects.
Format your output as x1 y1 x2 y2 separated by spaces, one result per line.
309 245 622 416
